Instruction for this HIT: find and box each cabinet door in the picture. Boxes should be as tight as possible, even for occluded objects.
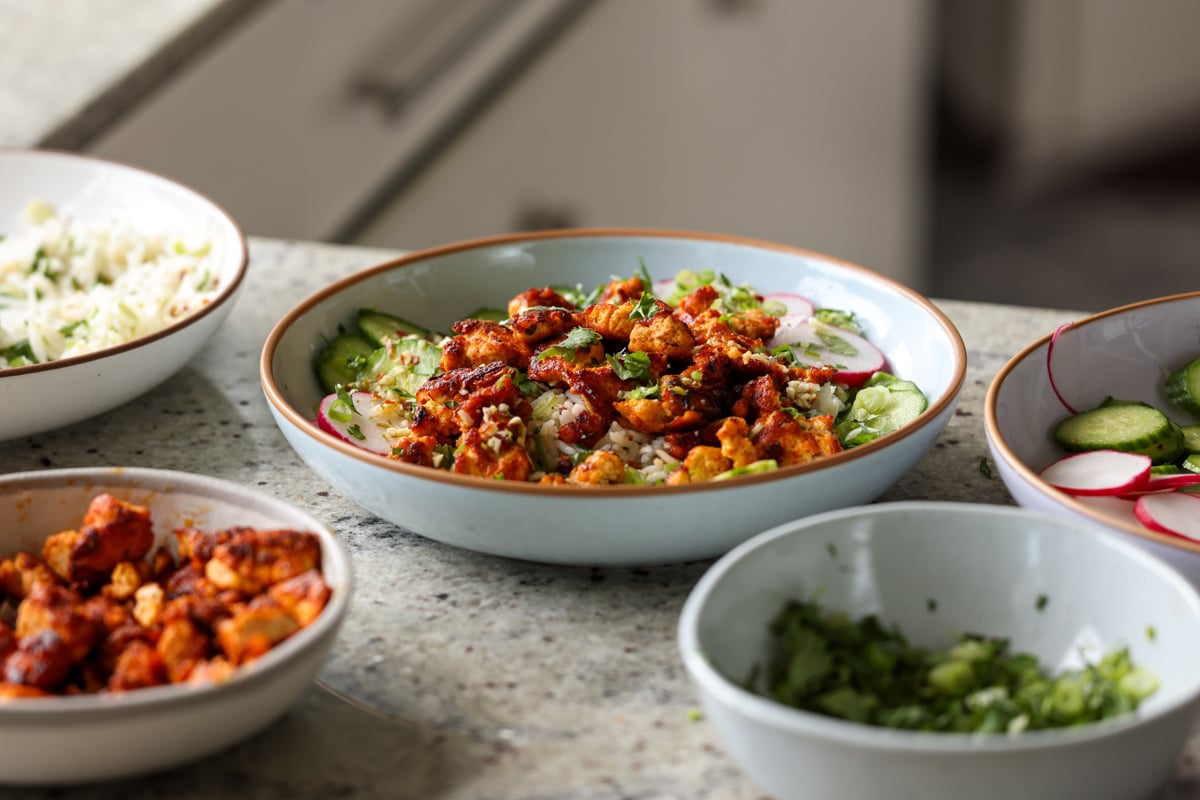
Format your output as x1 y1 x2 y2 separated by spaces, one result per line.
354 0 932 288
88 0 585 241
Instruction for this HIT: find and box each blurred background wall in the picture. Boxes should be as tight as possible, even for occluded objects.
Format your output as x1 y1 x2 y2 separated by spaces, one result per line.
86 0 1200 311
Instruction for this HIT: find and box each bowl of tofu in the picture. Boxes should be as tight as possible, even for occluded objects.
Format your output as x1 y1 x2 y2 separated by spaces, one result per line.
0 467 351 786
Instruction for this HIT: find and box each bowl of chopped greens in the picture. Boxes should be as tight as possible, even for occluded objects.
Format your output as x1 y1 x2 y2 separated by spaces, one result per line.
0 147 247 441
261 228 965 565
678 501 1200 800
985 292 1200 587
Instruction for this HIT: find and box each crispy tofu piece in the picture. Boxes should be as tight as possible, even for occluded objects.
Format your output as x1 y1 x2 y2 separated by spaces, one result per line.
42 494 154 586
204 529 321 595
98 622 157 673
0 552 60 601
156 617 211 683
15 583 98 662
3 630 73 691
174 526 236 566
216 596 300 665
132 583 165 629
108 640 167 691
186 656 236 686
0 682 51 699
102 561 144 601
268 569 331 627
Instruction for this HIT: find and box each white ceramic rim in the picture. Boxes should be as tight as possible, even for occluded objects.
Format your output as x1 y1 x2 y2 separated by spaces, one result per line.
0 147 249 378
0 467 350 722
259 227 967 497
677 500 1200 753
983 291 1200 556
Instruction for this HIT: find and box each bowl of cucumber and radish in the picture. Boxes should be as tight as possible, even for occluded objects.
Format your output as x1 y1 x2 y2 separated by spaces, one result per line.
985 291 1200 585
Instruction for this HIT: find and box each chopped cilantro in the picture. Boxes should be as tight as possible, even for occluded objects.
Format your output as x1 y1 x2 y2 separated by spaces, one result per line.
537 327 602 362
346 424 366 441
328 387 358 424
629 291 658 320
608 350 653 382
1035 594 1049 611
979 457 994 479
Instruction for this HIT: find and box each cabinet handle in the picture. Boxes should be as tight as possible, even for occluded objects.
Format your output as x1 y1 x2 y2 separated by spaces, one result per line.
349 0 518 122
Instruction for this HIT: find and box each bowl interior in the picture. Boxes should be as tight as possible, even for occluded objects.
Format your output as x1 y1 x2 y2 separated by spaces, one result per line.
0 148 245 292
992 294 1200 473
269 231 964 434
0 467 349 712
686 502 1200 723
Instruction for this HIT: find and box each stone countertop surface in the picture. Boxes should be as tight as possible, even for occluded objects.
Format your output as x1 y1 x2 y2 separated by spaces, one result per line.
0 0 252 149
1 237 1197 799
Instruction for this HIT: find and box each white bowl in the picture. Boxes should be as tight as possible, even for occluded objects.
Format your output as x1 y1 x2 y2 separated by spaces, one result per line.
0 148 247 441
261 229 966 566
985 292 1200 585
0 467 351 786
678 501 1200 800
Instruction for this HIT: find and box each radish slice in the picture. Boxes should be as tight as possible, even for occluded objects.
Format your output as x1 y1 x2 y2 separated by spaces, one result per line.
1118 472 1200 497
1075 494 1141 526
1135 492 1200 541
1047 321 1079 415
1038 450 1152 496
767 316 885 386
317 391 393 455
760 292 814 319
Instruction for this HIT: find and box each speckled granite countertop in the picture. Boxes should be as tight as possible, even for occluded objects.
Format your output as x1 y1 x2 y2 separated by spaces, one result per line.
0 0 252 149
0 237 1195 799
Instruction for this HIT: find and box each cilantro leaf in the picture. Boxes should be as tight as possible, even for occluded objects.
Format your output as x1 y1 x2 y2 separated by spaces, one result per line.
608 350 653 382
629 291 658 320
536 327 601 362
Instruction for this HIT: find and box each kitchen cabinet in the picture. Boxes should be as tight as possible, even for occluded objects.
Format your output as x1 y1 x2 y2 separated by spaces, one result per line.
353 0 934 288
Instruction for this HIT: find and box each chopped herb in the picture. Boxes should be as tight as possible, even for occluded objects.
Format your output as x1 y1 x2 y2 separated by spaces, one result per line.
636 257 654 292
608 350 653 382
927 598 938 613
979 457 994 479
624 383 661 401
814 327 858 358
687 709 704 723
756 598 1159 734
629 291 658 320
826 543 839 559
346 424 366 441
537 327 601 362
328 387 358 424
1035 594 1049 611
814 308 865 335
1146 625 1157 641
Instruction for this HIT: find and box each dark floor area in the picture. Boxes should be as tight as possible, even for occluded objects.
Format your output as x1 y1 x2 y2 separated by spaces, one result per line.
928 120 1200 313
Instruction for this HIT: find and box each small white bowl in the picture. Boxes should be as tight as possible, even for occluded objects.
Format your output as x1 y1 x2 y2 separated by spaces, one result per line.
985 292 1200 585
0 148 247 441
678 502 1200 800
0 467 351 786
261 229 966 566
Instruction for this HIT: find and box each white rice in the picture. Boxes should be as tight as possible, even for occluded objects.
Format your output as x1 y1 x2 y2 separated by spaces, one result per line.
0 200 221 367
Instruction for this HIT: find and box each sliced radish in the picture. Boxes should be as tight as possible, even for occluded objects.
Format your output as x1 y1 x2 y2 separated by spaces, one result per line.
1119 472 1200 497
1135 492 1200 541
760 292 815 319
317 391 394 455
767 316 886 387
652 278 677 302
1038 450 1152 496
1046 321 1079 415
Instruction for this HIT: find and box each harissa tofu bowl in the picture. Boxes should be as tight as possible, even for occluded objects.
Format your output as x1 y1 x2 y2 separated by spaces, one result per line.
261 229 966 566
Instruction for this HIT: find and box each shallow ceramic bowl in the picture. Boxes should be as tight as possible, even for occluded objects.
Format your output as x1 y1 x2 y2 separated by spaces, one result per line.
0 148 247 441
261 229 965 566
0 467 351 786
985 292 1200 585
678 501 1200 800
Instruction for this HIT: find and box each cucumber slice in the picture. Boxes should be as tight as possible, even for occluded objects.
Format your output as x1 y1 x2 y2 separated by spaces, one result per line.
1184 454 1200 475
1166 357 1200 417
1182 425 1200 454
314 334 375 394
835 383 928 447
1054 404 1176 454
1133 422 1186 464
357 309 432 347
357 336 442 397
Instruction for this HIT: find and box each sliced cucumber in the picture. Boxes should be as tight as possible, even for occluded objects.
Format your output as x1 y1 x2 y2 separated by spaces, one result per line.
835 382 928 447
315 334 375 394
357 309 432 347
1054 404 1180 458
1184 454 1200 475
1182 425 1200 454
358 336 441 397
1166 357 1200 417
